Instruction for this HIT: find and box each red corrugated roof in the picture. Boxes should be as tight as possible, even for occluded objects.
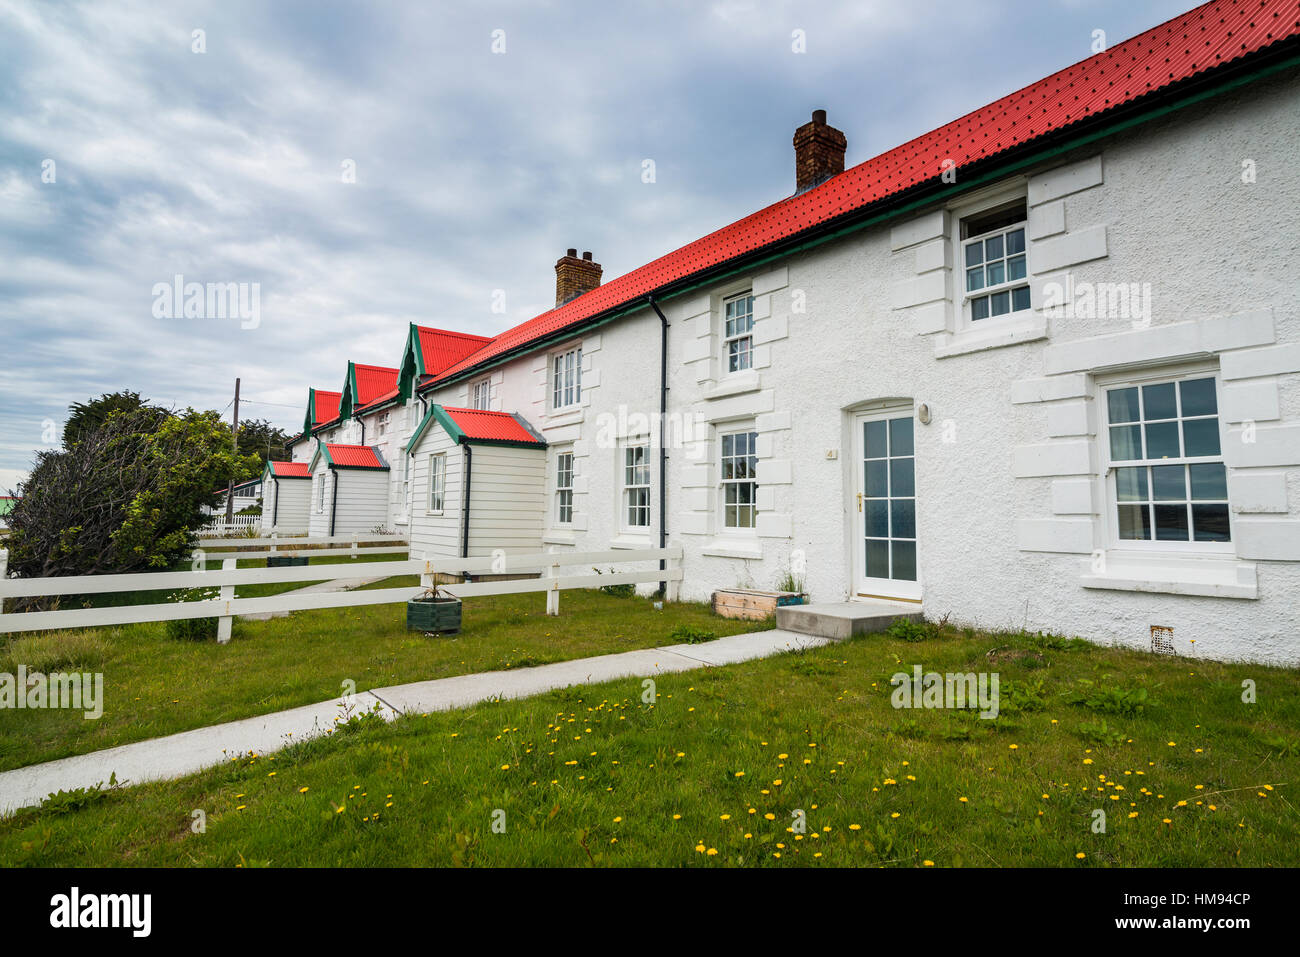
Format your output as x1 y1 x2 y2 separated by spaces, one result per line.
312 390 342 427
324 443 388 468
425 0 1299 386
269 460 311 478
442 407 544 445
356 386 401 415
417 326 494 376
352 364 399 407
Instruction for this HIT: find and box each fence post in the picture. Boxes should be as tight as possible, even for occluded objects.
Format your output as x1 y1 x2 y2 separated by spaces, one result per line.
270 531 277 555
545 550 560 616
666 544 681 602
216 556 236 644
351 537 358 560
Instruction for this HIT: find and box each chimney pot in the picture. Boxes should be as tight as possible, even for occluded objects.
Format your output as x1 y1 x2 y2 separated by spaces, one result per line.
793 109 847 194
555 249 602 306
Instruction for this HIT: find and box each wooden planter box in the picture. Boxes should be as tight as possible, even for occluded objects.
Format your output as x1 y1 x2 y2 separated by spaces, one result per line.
407 595 462 634
712 588 808 621
267 556 309 568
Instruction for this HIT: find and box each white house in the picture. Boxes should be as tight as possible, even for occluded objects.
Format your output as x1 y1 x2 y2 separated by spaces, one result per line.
260 460 312 535
406 405 548 560
287 0 1300 663
307 443 391 537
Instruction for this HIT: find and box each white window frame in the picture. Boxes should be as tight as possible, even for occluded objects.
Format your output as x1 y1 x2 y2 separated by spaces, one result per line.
427 453 446 514
376 411 390 437
470 379 492 411
551 345 583 411
1097 362 1233 556
555 450 575 525
947 183 1032 333
315 472 326 513
719 428 758 532
959 206 1030 325
621 442 651 531
722 292 754 374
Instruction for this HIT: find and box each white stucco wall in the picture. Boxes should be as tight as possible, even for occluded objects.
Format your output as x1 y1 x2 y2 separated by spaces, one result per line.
389 68 1300 663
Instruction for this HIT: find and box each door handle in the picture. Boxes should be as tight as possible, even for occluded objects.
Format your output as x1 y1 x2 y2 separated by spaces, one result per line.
857 492 863 512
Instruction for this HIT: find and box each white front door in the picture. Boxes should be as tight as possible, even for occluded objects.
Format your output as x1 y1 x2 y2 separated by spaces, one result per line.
852 406 922 601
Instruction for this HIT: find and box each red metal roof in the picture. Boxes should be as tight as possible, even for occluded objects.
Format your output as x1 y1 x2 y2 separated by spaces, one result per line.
426 0 1299 386
312 389 342 427
441 407 545 446
324 443 388 468
352 364 399 407
417 326 494 376
268 460 311 478
355 386 401 415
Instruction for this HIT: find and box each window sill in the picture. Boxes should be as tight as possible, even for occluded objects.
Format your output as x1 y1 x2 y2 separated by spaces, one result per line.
704 371 761 400
1079 553 1257 600
610 533 653 549
701 538 763 560
934 314 1047 359
542 529 576 545
544 407 584 429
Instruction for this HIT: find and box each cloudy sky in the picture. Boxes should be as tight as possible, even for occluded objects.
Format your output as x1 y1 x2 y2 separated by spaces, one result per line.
0 0 1195 491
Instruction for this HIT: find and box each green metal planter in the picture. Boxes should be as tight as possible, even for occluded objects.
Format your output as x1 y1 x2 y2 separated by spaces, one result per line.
407 595 463 634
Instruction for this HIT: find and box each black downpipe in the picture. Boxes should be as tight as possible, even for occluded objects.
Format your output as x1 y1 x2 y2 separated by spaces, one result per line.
271 477 280 527
647 295 669 596
460 443 473 577
329 468 339 536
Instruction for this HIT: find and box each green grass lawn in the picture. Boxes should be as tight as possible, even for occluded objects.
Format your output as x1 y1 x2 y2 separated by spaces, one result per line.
3 622 1297 867
0 591 768 772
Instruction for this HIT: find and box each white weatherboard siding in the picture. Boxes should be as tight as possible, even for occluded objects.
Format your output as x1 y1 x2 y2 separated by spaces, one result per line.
306 463 389 537
408 424 463 558
392 72 1300 663
407 420 547 560
262 479 311 534
329 470 390 536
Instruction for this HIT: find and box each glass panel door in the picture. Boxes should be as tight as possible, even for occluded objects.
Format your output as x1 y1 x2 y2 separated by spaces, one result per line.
855 410 921 601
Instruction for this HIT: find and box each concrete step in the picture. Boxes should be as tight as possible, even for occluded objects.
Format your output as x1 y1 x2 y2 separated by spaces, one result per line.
776 600 923 640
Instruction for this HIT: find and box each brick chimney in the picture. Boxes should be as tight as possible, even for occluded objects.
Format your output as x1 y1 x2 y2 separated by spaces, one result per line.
793 109 847 193
555 249 602 306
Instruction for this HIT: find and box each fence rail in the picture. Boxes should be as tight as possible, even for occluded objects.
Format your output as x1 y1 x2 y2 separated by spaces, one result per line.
0 545 683 641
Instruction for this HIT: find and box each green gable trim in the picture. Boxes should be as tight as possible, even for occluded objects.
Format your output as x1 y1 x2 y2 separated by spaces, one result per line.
420 48 1300 393
397 323 422 401
407 403 462 453
338 361 359 422
407 404 546 453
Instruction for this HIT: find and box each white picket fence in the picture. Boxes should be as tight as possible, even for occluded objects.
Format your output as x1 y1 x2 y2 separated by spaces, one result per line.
0 542 683 643
197 513 261 535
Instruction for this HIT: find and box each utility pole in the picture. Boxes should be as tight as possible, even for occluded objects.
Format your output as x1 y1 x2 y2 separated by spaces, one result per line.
224 377 241 523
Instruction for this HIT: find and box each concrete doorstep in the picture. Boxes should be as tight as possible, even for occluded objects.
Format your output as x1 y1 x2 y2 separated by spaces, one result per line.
0 628 829 816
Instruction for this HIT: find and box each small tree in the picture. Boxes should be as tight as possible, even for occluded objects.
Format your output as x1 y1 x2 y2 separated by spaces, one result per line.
7 408 255 586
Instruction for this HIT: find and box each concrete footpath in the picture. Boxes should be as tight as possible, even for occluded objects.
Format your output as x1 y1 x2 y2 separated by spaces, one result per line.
0 628 829 816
